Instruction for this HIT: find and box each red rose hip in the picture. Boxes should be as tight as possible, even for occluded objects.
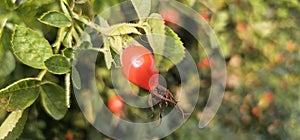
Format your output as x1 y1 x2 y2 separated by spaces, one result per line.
121 46 159 90
121 46 184 121
108 96 124 115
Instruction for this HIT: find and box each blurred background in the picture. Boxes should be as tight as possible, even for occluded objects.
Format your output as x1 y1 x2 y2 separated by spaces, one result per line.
0 0 299 139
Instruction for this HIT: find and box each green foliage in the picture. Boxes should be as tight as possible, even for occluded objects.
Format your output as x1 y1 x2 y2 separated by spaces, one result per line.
40 82 67 120
105 23 142 36
0 110 28 140
12 26 53 69
0 0 299 139
38 11 72 28
145 13 185 71
62 48 74 58
0 51 15 78
0 78 40 112
146 13 166 69
159 26 185 71
44 55 71 75
131 0 151 20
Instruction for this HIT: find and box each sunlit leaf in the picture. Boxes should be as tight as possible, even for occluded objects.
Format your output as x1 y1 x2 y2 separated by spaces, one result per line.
106 23 141 36
157 26 185 71
12 26 53 69
147 13 165 35
108 36 123 53
0 109 28 140
38 11 71 28
0 78 41 111
146 13 166 68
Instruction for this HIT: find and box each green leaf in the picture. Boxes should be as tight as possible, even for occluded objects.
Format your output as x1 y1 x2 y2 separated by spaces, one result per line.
122 35 143 49
108 35 142 54
108 36 123 53
103 39 113 69
44 55 71 75
0 109 28 140
71 68 81 89
40 82 67 120
62 48 74 58
38 11 72 28
147 13 165 35
106 23 141 36
12 25 53 69
146 13 166 67
0 51 16 78
62 27 73 48
157 27 185 72
145 17 184 71
131 0 151 21
0 78 41 111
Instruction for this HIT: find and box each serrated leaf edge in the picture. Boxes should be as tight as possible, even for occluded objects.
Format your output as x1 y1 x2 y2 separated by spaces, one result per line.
165 26 186 63
0 110 25 140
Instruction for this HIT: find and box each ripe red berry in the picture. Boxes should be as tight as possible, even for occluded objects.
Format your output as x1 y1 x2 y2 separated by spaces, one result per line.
108 96 124 115
236 22 247 32
121 46 159 90
65 131 74 140
198 58 211 69
264 92 274 103
200 12 211 22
